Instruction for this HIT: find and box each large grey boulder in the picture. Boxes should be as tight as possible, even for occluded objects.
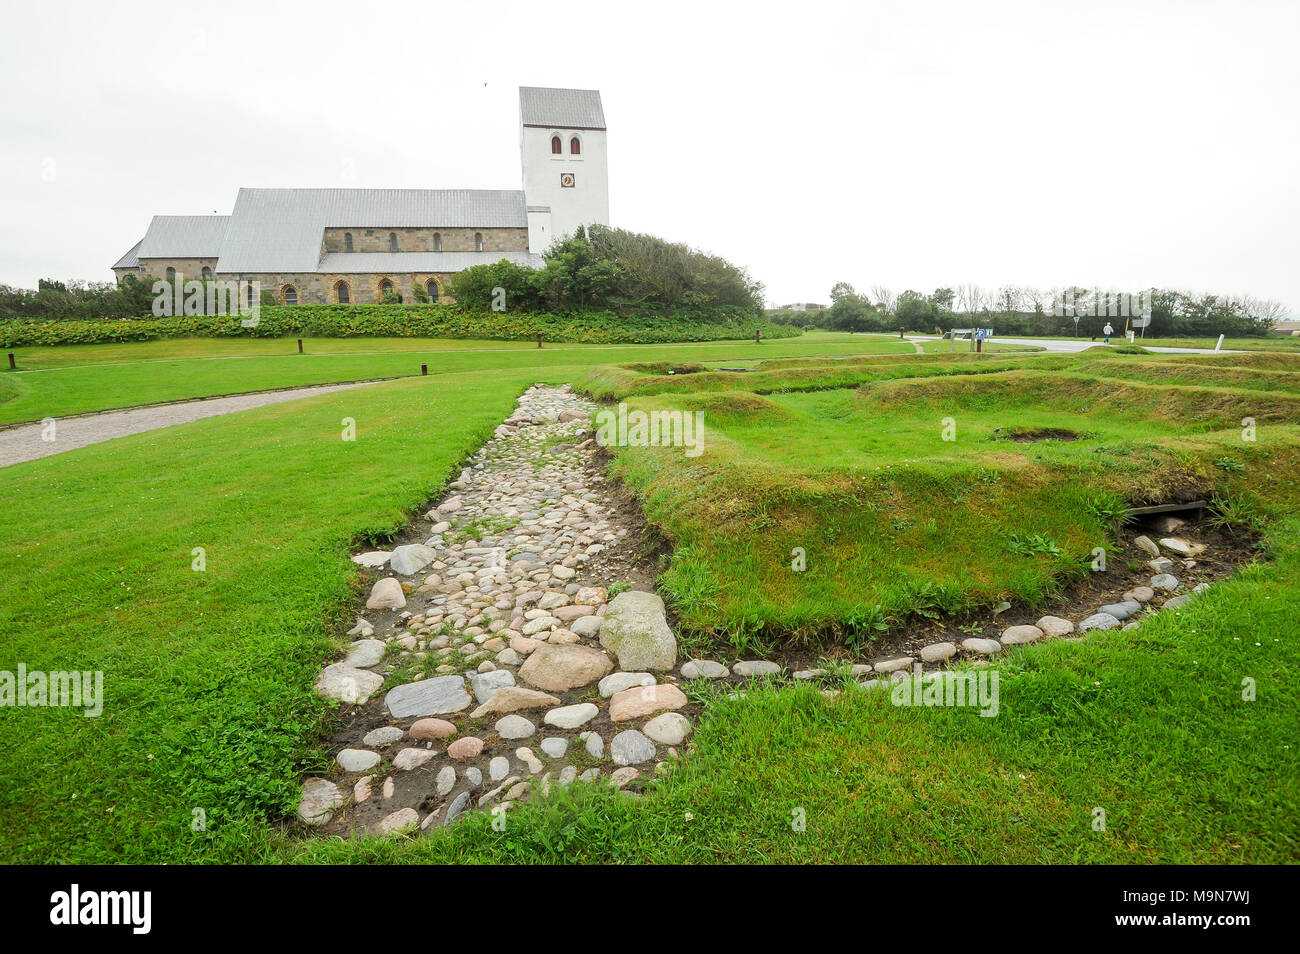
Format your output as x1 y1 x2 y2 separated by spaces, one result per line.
598 591 677 671
385 675 472 718
390 544 437 576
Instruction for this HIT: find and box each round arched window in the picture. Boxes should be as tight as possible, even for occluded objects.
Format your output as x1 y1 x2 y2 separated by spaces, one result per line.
551 136 561 154
570 137 581 155
335 282 350 304
282 285 297 305
426 280 439 302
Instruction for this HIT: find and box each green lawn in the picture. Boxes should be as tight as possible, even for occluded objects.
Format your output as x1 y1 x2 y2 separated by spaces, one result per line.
0 332 914 426
0 340 1296 864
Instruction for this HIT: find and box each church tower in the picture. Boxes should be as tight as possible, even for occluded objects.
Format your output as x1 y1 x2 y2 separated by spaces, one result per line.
519 87 609 252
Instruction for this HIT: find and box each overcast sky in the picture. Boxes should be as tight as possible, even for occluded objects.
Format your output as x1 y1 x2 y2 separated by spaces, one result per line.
1 0 1297 312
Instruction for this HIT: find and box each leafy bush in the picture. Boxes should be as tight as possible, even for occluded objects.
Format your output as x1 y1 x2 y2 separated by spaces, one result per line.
0 304 801 347
449 225 765 314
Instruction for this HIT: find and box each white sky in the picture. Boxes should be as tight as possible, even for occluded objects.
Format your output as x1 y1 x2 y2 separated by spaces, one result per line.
1 0 1297 312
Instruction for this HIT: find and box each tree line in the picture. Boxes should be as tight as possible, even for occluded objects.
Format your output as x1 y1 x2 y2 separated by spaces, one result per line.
770 283 1290 337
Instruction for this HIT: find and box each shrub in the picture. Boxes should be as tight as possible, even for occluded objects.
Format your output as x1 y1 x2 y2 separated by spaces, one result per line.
0 304 802 347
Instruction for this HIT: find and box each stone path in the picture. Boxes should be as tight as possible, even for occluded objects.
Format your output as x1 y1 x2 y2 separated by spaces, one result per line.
300 384 1222 836
0 381 376 468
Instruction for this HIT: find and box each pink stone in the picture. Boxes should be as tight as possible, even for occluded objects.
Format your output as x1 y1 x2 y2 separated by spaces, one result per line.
447 736 484 760
608 683 689 722
553 604 595 622
410 718 456 741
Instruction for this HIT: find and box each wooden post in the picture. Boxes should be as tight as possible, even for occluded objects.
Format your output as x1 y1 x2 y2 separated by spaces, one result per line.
421 363 428 376
537 333 543 349
756 329 761 343
6 353 14 370
297 338 303 354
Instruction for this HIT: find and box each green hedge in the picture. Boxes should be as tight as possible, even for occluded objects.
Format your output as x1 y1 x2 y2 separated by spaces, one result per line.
0 305 802 347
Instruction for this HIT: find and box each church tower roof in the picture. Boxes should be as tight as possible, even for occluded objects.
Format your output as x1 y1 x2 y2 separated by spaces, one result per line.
519 87 606 130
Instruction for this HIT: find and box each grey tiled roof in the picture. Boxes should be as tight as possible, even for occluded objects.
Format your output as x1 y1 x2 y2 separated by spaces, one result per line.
112 238 143 269
216 189 529 272
136 215 230 259
519 87 606 129
317 251 544 273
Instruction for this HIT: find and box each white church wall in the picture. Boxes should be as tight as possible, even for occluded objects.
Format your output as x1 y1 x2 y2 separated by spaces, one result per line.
520 124 609 250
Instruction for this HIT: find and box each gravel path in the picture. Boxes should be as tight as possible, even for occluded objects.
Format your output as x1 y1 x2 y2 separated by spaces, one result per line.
0 381 376 468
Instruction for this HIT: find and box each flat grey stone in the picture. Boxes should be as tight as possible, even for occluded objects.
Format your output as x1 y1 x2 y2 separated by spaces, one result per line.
598 671 655 697
1078 612 1122 632
470 669 515 703
336 748 381 773
571 616 603 637
297 778 345 826
1162 595 1193 611
611 729 657 766
443 791 470 826
732 660 781 677
489 756 510 781
543 702 599 728
919 642 957 663
1098 600 1142 621
362 726 404 747
960 639 1001 655
390 544 437 576
681 659 729 679
540 737 569 758
315 664 385 705
344 638 387 669
1150 574 1180 592
436 765 456 796
580 731 604 759
495 714 536 739
643 712 692 746
384 676 471 718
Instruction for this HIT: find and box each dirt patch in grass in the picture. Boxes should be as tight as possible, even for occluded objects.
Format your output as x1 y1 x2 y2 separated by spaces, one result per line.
1002 427 1081 443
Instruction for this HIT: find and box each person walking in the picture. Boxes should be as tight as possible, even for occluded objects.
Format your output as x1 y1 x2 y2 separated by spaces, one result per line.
1103 322 1114 344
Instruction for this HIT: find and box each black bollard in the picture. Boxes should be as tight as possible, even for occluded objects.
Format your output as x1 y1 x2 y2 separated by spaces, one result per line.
297 338 303 354
7 352 14 370
421 363 428 376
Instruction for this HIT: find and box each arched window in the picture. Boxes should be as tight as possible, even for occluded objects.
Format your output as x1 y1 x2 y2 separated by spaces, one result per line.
201 266 213 281
245 283 255 307
282 285 298 305
389 232 398 252
551 135 561 154
380 279 394 297
433 232 442 252
344 232 354 252
165 266 176 281
475 232 484 252
570 136 581 155
426 279 439 302
335 281 350 304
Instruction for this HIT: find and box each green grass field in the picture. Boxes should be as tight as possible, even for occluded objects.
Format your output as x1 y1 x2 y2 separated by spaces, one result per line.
0 332 913 426
1 337 1296 864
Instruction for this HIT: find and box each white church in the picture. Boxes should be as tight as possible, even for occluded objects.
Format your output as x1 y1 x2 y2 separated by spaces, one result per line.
111 87 610 305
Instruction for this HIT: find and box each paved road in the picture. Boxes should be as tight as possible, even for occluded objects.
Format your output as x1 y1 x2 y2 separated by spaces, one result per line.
908 336 1236 355
0 381 375 469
